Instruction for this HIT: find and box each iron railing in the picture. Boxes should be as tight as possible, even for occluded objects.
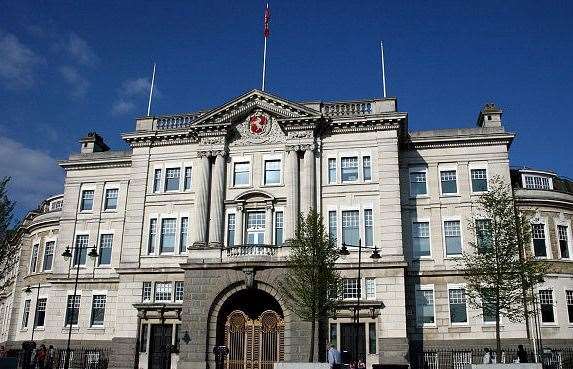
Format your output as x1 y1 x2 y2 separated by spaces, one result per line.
15 347 110 369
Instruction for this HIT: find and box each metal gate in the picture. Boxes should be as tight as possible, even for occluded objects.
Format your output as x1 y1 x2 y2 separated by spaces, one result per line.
225 310 284 369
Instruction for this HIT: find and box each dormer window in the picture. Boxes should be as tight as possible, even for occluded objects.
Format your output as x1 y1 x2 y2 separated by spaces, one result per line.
523 175 552 190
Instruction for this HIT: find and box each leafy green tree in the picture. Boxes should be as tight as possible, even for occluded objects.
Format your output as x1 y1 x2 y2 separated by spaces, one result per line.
279 210 341 362
460 177 549 359
0 177 16 288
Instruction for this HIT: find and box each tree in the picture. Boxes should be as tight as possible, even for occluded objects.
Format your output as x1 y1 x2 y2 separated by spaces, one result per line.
278 210 341 362
0 177 16 288
460 177 549 359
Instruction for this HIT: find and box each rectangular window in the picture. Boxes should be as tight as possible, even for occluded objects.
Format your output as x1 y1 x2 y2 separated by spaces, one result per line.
153 169 162 192
184 167 192 190
364 209 373 246
155 282 173 302
410 170 428 196
341 157 359 182
104 188 118 210
227 214 236 247
80 190 94 211
328 158 337 184
22 300 31 328
165 168 181 191
148 219 157 254
342 210 359 246
471 169 488 192
444 220 462 256
65 295 81 326
449 288 468 324
34 298 47 328
264 160 281 185
532 224 547 257
539 290 555 323
342 278 359 299
98 234 113 266
43 241 54 271
246 212 265 244
90 295 106 326
368 323 376 354
558 225 570 259
566 290 573 323
142 282 152 302
73 235 89 266
412 222 431 258
160 218 177 253
140 324 148 352
416 288 435 325
275 211 284 246
482 289 496 323
329 323 337 349
180 217 188 253
440 170 458 195
175 281 184 302
328 211 337 242
524 175 551 190
365 278 376 300
363 156 371 181
234 162 250 186
476 219 492 253
30 244 39 273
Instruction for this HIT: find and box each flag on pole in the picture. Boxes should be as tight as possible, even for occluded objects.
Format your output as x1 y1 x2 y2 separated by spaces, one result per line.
264 4 270 38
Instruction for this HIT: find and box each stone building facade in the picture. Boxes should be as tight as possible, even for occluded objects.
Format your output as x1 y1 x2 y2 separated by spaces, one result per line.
0 90 571 369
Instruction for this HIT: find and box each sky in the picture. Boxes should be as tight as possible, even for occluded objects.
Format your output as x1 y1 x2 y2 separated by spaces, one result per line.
1 0 572 219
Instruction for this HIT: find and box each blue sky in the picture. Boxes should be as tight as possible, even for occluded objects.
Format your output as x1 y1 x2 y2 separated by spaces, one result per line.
1 0 572 217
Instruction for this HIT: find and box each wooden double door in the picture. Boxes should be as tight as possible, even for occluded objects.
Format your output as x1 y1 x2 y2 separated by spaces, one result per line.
225 310 284 369
149 324 172 369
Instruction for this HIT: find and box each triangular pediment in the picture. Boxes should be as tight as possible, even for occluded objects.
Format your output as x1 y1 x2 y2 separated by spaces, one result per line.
191 89 321 126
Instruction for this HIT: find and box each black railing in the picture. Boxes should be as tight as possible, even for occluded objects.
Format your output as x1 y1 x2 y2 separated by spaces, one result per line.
15 347 110 369
411 348 573 369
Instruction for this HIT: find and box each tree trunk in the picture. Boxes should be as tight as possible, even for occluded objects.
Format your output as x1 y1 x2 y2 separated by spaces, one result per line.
309 318 316 362
496 301 502 361
317 314 328 362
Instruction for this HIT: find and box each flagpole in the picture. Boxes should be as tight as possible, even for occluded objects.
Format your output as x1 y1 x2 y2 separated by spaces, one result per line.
380 41 387 98
147 63 156 116
261 3 269 91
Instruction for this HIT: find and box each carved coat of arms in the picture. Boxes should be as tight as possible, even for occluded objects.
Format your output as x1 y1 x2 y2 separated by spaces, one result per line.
248 112 270 136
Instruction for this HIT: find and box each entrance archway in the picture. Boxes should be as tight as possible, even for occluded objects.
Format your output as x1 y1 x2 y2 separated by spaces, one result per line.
216 289 284 369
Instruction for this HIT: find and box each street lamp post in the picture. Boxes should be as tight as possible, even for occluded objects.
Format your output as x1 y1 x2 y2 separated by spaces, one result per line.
339 239 380 365
61 243 98 369
24 283 41 342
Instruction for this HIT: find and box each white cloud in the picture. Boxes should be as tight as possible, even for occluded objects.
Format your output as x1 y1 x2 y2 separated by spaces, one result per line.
0 30 44 90
0 136 63 212
59 65 90 98
112 77 158 116
63 33 98 67
112 99 136 115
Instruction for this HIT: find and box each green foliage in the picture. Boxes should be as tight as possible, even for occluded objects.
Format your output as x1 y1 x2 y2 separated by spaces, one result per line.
278 210 341 361
0 177 16 286
460 176 549 354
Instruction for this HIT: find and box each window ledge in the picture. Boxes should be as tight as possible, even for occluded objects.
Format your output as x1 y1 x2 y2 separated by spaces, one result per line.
33 327 46 331
410 195 430 199
141 254 187 258
261 183 284 188
87 326 105 331
102 209 118 213
440 194 460 198
540 323 559 327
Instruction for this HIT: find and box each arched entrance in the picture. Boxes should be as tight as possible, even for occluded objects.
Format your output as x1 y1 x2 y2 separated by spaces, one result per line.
216 289 284 369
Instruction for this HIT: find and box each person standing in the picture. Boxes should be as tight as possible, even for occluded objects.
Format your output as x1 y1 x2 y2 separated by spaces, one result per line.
45 346 55 369
517 345 528 363
36 345 47 369
327 343 342 369
483 348 493 364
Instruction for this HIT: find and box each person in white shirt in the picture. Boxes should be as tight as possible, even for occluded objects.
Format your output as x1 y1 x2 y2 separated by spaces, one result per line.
327 343 342 368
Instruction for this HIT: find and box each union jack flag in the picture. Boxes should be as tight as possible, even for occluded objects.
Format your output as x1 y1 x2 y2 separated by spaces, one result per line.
263 4 270 38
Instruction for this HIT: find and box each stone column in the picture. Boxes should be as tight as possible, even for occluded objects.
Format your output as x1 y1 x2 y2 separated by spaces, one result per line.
302 146 316 213
285 148 299 240
264 203 273 244
235 204 244 246
191 152 211 248
208 152 226 247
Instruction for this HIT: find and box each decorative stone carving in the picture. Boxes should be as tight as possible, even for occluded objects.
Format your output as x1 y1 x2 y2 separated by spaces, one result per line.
556 212 568 226
229 110 286 146
200 136 226 146
243 268 256 289
288 130 314 139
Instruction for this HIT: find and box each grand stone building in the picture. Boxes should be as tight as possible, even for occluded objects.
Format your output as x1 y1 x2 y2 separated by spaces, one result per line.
1 90 572 369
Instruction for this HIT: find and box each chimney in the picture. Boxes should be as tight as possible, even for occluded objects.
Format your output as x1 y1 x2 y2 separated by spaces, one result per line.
476 103 502 128
79 132 110 154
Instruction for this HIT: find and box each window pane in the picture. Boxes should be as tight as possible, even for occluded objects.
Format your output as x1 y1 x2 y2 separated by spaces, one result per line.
65 295 80 325
160 219 176 253
471 169 488 192
368 323 376 354
328 211 337 242
524 175 550 190
440 171 457 194
444 221 462 256
98 234 113 265
80 190 94 210
74 235 89 266
227 214 235 247
412 222 430 257
140 324 148 352
265 160 281 185
566 290 573 323
148 219 157 254
234 162 250 186
184 167 192 190
539 290 555 323
153 169 162 192
482 289 496 322
142 282 152 302
22 300 30 328
275 211 284 246
180 217 188 253
104 188 118 210
449 288 467 323
364 209 373 246
328 158 337 184
175 281 184 301
43 241 54 271
476 219 492 253
30 244 39 273
34 298 47 328
341 157 358 182
342 210 359 246
417 289 435 324
365 278 375 300
532 224 547 257
410 171 427 196
363 156 371 181
165 168 181 191
155 282 173 302
558 225 569 258
91 295 106 326
342 278 359 299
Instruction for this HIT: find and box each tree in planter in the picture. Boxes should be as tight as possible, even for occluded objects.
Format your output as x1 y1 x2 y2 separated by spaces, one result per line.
278 210 341 363
0 177 16 289
460 177 549 360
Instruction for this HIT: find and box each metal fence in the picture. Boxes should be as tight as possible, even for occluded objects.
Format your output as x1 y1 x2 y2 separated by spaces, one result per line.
411 348 573 369
15 347 110 369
